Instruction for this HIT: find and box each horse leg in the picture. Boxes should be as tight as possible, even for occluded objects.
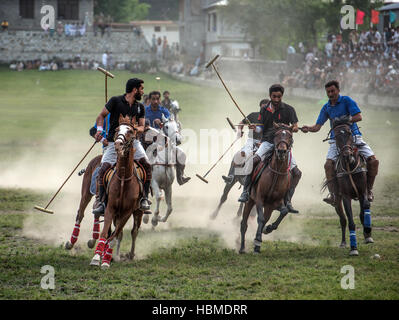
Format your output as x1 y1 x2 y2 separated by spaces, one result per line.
263 200 288 235
87 214 101 249
239 198 255 254
128 211 143 260
334 196 347 248
160 185 173 222
113 229 123 262
254 202 267 254
90 207 113 266
342 197 358 256
359 195 373 244
66 177 93 250
237 202 244 218
101 212 131 269
210 180 236 220
151 180 161 227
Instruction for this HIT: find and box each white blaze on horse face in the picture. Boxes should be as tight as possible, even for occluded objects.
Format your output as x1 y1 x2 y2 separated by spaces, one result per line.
116 124 130 143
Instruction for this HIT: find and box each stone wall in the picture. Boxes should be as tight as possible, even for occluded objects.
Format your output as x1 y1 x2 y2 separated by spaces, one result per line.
0 30 153 63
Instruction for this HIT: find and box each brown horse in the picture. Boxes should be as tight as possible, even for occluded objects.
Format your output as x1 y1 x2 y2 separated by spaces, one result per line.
239 123 294 254
324 118 373 256
90 115 143 268
65 154 103 250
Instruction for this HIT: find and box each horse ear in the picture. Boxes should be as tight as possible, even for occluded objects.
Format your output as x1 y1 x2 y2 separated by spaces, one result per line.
161 114 167 123
169 113 175 121
119 114 123 123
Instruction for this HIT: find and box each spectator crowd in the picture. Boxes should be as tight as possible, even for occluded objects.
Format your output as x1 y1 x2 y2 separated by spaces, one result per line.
282 27 399 96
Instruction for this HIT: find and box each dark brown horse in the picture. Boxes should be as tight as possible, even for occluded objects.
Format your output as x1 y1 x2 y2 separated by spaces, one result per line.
90 115 143 268
65 154 102 250
324 118 373 256
239 123 294 253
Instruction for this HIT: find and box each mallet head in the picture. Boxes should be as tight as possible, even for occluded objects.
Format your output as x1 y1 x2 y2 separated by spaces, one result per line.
206 55 220 68
196 174 209 184
34 205 54 214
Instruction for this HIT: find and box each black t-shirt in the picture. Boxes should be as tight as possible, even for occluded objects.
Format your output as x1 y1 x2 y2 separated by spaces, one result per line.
242 112 262 141
105 95 145 142
259 101 298 143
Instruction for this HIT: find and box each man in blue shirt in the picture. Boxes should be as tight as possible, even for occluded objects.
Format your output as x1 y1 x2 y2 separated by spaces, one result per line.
145 91 170 129
302 80 379 206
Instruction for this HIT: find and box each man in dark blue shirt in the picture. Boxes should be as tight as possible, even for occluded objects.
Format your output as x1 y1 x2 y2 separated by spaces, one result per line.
145 91 170 129
302 80 379 206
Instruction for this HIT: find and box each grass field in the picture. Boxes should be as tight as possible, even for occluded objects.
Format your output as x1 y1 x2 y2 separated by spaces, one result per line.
0 68 398 300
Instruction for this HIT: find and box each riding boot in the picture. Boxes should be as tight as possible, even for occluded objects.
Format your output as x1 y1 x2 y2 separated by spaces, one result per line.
222 160 235 184
92 184 106 215
92 162 111 215
140 180 152 213
238 155 261 202
176 163 191 185
366 156 379 202
138 158 152 213
285 166 302 213
323 159 338 207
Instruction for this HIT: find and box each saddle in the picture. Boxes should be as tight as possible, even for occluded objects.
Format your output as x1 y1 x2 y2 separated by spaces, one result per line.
335 148 367 178
103 161 146 197
251 150 274 185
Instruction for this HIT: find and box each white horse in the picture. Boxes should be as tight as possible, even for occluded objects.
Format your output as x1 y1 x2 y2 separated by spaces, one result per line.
142 115 184 227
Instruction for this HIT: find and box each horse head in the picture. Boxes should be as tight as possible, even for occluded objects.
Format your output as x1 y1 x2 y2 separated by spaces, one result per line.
162 114 182 146
332 117 355 165
273 122 293 161
114 114 137 157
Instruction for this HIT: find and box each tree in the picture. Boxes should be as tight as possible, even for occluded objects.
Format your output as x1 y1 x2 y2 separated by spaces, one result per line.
94 0 150 23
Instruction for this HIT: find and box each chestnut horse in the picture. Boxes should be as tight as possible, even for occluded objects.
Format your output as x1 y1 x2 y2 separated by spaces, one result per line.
323 118 373 256
90 115 143 268
239 123 294 254
65 154 103 251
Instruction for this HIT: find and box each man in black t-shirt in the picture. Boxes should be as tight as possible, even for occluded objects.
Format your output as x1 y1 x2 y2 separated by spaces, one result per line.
93 78 153 215
222 99 267 184
238 84 302 213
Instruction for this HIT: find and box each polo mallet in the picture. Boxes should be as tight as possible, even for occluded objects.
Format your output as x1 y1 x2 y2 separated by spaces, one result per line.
196 136 242 184
97 67 115 102
206 55 252 125
34 141 98 214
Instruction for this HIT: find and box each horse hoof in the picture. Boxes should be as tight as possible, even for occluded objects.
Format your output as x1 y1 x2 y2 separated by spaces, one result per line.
65 241 73 250
87 239 96 249
339 242 347 248
239 249 246 254
101 262 110 269
365 237 374 244
210 212 217 220
143 215 149 224
151 218 158 227
254 246 261 254
90 254 101 266
262 224 275 234
349 250 359 256
113 255 120 262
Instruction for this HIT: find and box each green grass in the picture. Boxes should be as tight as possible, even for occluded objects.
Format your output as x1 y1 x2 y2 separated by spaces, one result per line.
0 68 398 300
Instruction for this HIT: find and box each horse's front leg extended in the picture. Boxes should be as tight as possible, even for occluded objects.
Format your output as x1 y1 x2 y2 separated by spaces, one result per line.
239 199 255 254
334 196 347 248
91 206 114 266
210 180 236 220
160 185 173 222
359 194 373 244
254 202 268 254
263 200 288 235
128 211 143 260
151 180 161 227
342 197 358 256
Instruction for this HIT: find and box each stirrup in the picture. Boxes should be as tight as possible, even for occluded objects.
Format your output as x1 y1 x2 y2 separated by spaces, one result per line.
238 191 249 203
323 193 337 207
222 175 234 184
92 202 105 215
140 198 151 211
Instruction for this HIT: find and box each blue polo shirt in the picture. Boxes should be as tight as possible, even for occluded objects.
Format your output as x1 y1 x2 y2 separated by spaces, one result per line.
145 105 170 128
316 95 361 138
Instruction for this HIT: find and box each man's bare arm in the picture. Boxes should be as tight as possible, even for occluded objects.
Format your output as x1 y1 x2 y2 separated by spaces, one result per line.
94 107 110 141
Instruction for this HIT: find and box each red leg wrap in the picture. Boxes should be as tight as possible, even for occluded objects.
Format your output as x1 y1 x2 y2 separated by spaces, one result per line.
102 247 113 265
70 223 80 245
95 238 107 255
92 217 100 240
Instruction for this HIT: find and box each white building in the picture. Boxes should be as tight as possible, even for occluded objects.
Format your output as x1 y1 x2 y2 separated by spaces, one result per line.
130 20 179 48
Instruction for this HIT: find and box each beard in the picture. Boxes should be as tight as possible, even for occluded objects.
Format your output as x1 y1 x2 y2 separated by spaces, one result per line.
134 92 142 101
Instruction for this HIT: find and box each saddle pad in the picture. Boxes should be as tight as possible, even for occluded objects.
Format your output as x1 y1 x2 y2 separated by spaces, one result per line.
252 162 266 185
90 166 100 195
103 161 146 195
